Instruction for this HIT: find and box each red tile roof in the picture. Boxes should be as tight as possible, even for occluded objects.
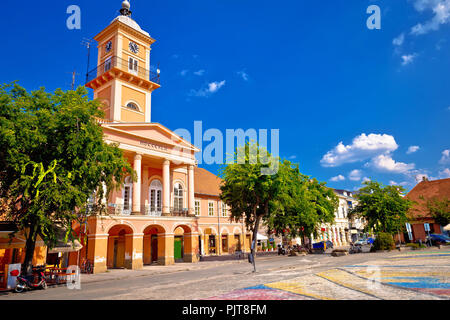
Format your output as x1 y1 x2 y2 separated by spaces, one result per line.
194 167 222 197
406 178 450 220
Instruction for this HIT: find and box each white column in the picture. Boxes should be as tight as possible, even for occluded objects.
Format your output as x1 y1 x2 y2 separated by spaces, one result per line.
142 165 149 209
188 165 195 215
112 80 121 122
163 159 170 214
132 154 142 214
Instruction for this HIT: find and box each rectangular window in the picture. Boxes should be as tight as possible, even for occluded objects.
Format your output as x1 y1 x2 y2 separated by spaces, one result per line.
195 200 201 216
128 57 138 74
157 190 162 212
123 186 131 213
221 203 228 217
104 57 112 72
150 190 156 212
208 202 214 216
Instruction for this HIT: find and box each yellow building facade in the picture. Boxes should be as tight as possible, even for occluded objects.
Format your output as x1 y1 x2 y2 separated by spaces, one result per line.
73 1 251 273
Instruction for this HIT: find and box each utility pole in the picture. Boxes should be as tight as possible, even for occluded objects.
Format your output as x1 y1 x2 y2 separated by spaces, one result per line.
81 38 95 83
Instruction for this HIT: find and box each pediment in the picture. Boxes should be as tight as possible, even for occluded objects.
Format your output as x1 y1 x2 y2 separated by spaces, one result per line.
101 122 199 151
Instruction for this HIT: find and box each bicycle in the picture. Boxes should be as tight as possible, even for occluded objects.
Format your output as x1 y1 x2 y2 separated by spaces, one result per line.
80 258 93 274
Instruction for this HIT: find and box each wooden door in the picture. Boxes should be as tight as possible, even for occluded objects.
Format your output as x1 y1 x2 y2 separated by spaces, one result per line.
151 235 158 262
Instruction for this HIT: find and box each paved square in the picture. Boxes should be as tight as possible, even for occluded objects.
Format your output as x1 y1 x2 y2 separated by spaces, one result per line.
209 250 450 300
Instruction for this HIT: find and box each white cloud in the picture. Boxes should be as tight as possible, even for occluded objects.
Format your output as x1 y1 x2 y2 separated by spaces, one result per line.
237 70 249 81
370 154 415 174
208 81 226 93
393 33 405 46
180 69 189 76
390 180 410 186
330 175 345 182
320 133 398 167
439 168 450 178
193 69 205 76
401 54 417 66
349 169 363 181
362 177 371 182
407 146 420 154
288 155 297 160
411 0 450 35
189 80 226 97
415 173 429 182
440 149 450 164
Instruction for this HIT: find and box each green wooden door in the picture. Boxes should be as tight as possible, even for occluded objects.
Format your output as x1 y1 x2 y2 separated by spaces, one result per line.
174 237 183 261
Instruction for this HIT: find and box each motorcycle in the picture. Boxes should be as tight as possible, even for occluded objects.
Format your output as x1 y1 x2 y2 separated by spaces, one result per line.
277 245 287 255
14 266 47 293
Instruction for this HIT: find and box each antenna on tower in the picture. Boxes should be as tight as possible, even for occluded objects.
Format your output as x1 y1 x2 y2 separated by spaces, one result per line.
81 38 95 83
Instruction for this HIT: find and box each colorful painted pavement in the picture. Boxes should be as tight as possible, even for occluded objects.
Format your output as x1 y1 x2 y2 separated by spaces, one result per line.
209 250 450 300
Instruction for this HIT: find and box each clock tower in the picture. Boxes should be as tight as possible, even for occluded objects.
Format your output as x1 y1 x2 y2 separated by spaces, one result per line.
86 0 160 123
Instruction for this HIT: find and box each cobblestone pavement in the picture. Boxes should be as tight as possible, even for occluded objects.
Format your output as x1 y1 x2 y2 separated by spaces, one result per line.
208 249 450 300
2 248 448 300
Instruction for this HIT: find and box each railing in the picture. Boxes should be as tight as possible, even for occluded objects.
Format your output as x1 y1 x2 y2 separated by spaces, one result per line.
86 55 160 85
106 204 193 217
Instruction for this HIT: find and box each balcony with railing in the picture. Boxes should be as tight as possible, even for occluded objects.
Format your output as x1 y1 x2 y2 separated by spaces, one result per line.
85 56 160 89
106 204 195 218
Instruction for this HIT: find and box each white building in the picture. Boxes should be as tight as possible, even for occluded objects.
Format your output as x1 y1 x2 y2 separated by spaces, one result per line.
312 189 363 247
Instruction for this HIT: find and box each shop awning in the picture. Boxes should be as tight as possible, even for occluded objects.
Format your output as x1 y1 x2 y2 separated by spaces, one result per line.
48 225 83 253
48 239 82 253
256 233 268 240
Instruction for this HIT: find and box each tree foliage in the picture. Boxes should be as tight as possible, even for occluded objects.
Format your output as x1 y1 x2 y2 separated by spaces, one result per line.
349 181 412 234
220 142 338 270
425 197 450 226
267 162 337 242
0 83 133 274
219 142 280 271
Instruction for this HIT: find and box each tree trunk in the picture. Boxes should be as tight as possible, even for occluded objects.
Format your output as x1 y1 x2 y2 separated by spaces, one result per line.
23 224 38 276
251 214 262 273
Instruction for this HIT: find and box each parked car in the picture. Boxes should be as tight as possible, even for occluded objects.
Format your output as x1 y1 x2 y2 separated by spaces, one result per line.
354 239 367 246
427 234 450 246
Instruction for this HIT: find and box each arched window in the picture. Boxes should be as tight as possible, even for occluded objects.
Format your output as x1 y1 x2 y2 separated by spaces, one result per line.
173 183 184 212
126 102 139 111
122 176 133 215
149 179 162 216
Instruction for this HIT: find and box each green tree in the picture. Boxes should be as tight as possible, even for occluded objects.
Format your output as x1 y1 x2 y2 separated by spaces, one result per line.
349 181 412 235
267 162 337 247
219 142 281 272
0 83 134 275
425 197 450 226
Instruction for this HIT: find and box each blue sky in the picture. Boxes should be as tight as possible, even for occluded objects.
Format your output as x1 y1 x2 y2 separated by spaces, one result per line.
1 0 449 191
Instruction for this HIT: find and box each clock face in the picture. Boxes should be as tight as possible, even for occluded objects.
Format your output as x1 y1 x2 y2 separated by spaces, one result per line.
105 41 112 53
129 42 139 54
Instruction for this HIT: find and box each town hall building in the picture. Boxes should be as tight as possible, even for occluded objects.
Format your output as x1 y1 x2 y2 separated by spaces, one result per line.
67 1 252 273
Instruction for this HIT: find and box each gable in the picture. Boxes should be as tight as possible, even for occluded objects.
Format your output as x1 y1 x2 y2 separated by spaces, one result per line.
102 123 198 151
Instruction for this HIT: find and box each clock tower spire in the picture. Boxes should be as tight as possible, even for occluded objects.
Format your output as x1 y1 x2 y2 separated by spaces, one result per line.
85 0 160 123
120 1 132 17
